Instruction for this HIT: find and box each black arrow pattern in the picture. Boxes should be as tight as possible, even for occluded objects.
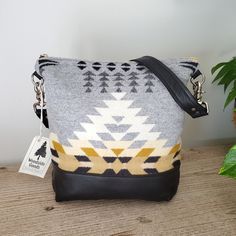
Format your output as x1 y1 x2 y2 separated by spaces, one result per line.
83 71 95 93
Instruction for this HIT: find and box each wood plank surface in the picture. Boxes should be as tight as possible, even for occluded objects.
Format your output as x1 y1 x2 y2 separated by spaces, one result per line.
0 145 236 236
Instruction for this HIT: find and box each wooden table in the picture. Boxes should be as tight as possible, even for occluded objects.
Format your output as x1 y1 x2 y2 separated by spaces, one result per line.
0 145 236 236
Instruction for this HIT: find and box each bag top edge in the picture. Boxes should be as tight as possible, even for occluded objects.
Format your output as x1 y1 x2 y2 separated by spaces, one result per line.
37 55 199 64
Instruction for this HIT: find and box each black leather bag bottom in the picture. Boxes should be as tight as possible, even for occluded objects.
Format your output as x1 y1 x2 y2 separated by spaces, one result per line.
52 162 180 202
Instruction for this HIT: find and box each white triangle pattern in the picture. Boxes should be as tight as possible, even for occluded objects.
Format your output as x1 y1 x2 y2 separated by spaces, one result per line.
74 92 161 143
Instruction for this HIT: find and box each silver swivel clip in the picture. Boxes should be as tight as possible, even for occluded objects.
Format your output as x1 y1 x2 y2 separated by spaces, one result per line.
31 73 46 112
191 75 209 113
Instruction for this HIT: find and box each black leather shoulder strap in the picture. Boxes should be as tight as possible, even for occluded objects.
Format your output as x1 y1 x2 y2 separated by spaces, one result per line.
132 56 208 118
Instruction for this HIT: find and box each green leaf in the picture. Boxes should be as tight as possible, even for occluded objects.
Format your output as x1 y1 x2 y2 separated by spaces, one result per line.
212 58 236 82
212 65 232 83
224 88 236 108
224 79 233 92
211 62 226 74
218 71 236 86
219 145 236 179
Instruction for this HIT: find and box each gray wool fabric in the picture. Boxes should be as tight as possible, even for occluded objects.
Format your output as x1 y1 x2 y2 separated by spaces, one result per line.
35 56 198 148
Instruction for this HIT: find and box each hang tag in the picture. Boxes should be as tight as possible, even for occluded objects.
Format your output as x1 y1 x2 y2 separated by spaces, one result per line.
19 136 51 178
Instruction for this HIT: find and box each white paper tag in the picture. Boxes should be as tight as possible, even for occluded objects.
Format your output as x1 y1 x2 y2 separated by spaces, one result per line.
19 136 51 178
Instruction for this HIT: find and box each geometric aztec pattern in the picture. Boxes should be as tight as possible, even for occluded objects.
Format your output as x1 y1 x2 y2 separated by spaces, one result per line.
76 60 198 94
83 70 156 94
50 142 181 176
49 92 182 176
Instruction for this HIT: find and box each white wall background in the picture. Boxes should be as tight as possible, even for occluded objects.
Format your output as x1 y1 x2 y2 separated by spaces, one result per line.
0 0 235 164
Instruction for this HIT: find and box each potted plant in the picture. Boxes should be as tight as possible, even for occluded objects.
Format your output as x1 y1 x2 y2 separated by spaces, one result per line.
212 57 236 179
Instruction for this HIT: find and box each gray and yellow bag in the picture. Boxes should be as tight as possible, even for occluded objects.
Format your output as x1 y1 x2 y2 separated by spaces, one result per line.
32 55 208 202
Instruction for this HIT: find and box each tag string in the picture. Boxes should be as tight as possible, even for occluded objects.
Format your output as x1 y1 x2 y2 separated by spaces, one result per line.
38 83 44 141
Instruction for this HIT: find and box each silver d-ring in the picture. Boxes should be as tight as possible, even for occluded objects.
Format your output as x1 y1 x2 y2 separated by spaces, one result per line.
191 74 205 86
31 72 44 86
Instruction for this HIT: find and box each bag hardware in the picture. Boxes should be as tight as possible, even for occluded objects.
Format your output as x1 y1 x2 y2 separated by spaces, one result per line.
32 72 46 112
32 53 48 111
191 75 209 113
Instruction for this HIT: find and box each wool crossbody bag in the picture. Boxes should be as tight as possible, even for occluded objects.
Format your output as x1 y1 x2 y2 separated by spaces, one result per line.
32 55 208 202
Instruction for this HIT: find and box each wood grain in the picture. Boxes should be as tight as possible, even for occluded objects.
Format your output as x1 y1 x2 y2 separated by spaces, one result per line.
0 145 236 236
